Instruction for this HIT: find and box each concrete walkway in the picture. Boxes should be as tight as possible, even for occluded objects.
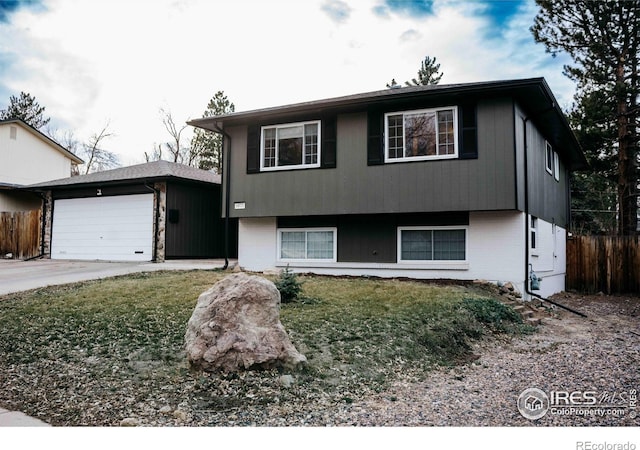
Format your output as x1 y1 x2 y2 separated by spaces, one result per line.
0 407 50 427
0 258 236 296
0 257 237 426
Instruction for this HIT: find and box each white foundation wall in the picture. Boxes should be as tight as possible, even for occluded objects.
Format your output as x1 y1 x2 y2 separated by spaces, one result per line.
529 218 567 298
238 217 278 272
467 211 527 293
238 212 542 294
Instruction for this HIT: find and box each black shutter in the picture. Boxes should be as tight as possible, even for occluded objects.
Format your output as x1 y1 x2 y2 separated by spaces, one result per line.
246 124 260 173
367 109 384 165
459 103 478 159
321 116 337 168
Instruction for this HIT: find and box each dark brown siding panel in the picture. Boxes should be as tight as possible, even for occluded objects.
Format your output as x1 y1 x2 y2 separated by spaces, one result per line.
246 125 260 173
277 213 469 264
337 215 396 263
459 103 478 159
165 182 227 258
367 109 384 165
321 116 337 168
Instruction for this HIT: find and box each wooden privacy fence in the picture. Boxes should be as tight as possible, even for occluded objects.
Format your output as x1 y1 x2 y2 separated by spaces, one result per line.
0 210 42 260
567 235 640 294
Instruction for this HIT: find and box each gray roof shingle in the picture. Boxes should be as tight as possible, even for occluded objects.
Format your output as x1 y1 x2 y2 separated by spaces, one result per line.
26 160 221 189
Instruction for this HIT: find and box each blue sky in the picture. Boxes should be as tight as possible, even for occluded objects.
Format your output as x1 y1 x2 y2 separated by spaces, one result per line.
0 0 574 166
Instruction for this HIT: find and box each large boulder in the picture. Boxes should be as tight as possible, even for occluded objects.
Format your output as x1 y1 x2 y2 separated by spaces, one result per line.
184 272 306 372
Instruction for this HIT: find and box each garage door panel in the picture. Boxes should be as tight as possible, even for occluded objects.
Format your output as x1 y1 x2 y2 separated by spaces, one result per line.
52 194 154 261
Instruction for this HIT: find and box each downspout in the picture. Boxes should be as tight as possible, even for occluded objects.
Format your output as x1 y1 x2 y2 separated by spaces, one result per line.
210 123 231 271
521 112 587 318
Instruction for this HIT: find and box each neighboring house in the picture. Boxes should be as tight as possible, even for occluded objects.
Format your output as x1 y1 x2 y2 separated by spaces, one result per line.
0 118 83 212
26 160 237 262
189 78 588 298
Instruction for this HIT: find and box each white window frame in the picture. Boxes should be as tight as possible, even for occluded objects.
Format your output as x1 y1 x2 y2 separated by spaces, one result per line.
545 141 554 175
530 216 538 254
277 227 337 263
397 226 468 263
384 106 458 163
260 120 321 171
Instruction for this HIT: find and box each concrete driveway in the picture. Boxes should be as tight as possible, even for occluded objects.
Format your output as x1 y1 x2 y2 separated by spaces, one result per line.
0 259 234 296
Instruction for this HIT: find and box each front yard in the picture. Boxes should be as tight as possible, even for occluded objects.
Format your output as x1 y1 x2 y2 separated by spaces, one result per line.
0 271 529 426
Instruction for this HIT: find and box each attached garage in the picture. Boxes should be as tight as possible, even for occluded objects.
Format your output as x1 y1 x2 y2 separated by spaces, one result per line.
51 194 154 261
27 161 238 262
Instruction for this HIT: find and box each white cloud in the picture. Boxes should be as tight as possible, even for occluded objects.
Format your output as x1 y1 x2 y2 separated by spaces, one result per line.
0 0 576 165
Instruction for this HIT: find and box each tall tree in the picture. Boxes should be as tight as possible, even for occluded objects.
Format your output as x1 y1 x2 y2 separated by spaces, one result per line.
159 108 189 164
0 91 51 130
405 55 444 86
190 91 235 173
531 0 639 235
80 122 119 174
568 89 618 234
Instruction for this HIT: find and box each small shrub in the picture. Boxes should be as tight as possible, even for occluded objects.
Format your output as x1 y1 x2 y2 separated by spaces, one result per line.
461 297 523 333
274 266 302 303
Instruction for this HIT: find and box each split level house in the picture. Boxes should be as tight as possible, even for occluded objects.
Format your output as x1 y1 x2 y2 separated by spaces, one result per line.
189 78 588 299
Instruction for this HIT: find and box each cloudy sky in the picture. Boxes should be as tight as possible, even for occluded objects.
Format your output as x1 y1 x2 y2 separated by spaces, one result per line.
0 0 574 167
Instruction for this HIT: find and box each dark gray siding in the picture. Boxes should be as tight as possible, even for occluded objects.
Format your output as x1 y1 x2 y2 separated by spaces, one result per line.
165 182 238 258
277 212 468 263
514 103 570 227
226 98 517 218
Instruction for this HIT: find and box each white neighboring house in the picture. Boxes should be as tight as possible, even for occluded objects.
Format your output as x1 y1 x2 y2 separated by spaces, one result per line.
0 119 83 212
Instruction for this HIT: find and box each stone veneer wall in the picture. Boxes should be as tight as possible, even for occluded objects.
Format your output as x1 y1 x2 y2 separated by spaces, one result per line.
154 182 166 262
42 191 53 258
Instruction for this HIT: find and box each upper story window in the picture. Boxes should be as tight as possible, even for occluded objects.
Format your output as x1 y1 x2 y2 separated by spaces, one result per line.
261 120 321 171
384 107 458 163
545 141 561 182
545 142 553 175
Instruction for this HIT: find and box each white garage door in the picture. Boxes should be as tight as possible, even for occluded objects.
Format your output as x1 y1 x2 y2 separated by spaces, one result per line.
51 194 154 261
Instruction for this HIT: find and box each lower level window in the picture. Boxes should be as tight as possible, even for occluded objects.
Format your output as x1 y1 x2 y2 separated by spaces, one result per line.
278 228 336 261
398 227 466 261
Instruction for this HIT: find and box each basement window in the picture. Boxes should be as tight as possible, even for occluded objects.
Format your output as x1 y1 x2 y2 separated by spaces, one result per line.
278 228 336 262
398 226 467 262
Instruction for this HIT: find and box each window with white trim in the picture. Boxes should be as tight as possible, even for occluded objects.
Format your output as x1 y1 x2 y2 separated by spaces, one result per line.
278 228 336 262
553 151 560 181
545 142 553 174
398 226 467 262
530 216 538 250
385 107 458 162
261 120 321 171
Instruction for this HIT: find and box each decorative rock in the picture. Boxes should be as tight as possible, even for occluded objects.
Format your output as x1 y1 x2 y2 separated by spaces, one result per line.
279 374 295 388
159 405 172 414
185 273 307 373
173 410 188 421
120 417 140 427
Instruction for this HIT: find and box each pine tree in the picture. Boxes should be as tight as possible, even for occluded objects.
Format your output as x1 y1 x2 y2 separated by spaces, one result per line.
531 0 639 235
0 91 51 129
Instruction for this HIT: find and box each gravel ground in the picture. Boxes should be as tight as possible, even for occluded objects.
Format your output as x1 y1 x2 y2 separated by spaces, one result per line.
335 292 640 426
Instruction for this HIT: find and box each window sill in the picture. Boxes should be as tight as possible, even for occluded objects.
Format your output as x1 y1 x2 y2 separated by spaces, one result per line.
384 154 458 164
260 163 321 172
275 261 469 271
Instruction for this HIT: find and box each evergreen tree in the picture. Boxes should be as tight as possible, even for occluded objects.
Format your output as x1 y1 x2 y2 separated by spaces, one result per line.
190 91 235 173
531 0 639 235
0 91 51 129
405 55 444 86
